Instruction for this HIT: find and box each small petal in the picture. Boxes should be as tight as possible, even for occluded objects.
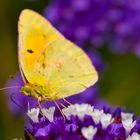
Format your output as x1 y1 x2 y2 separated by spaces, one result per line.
75 104 94 120
34 124 52 139
81 125 97 140
41 107 55 122
121 113 133 121
27 108 40 123
62 104 94 120
121 112 136 135
100 113 114 129
91 109 104 124
126 132 140 140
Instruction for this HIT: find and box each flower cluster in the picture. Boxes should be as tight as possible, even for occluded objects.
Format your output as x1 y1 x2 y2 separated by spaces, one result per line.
24 104 140 140
44 0 140 56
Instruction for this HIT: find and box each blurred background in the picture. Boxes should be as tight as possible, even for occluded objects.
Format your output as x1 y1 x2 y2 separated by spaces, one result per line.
1 0 140 139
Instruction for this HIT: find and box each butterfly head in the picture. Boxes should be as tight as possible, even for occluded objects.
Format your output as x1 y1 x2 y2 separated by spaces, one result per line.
21 83 48 101
20 83 58 101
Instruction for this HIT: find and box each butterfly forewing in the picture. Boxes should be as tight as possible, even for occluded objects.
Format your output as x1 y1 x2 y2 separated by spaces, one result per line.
18 9 62 83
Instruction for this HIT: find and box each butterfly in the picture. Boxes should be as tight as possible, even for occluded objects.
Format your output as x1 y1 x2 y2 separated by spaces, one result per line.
18 9 98 102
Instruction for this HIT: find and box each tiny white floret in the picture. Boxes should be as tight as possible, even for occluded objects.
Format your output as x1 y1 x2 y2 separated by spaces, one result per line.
121 112 136 135
62 104 94 120
81 125 97 140
100 113 114 129
27 108 40 123
91 109 104 124
41 106 55 122
126 132 140 140
121 112 133 121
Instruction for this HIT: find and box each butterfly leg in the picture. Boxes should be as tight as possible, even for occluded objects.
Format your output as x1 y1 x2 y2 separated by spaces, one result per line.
36 95 50 107
60 103 66 108
53 100 66 122
35 97 43 109
63 98 72 105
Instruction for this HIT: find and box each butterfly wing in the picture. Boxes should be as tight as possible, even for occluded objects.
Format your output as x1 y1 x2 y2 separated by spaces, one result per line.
18 9 63 83
32 39 98 98
18 9 98 99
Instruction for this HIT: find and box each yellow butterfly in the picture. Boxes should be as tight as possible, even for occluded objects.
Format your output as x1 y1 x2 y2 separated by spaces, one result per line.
18 9 98 102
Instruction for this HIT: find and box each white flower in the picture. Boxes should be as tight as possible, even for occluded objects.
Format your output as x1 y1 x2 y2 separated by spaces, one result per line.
62 104 94 120
81 125 97 140
121 112 133 121
41 106 55 122
126 132 140 140
121 112 136 135
100 113 114 129
91 109 104 124
27 108 40 123
62 104 76 119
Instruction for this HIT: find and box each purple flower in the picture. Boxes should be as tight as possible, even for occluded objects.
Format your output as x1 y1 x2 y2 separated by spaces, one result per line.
24 103 140 140
6 73 37 115
44 0 140 56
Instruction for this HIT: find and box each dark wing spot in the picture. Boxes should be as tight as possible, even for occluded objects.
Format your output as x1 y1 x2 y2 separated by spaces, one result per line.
42 34 46 38
27 49 34 54
42 63 46 68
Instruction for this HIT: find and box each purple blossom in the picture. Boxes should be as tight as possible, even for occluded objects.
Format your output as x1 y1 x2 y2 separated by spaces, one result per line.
6 73 37 115
24 103 140 140
44 0 140 56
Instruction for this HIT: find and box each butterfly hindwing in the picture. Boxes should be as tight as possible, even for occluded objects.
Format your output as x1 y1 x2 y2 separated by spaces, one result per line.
31 39 98 98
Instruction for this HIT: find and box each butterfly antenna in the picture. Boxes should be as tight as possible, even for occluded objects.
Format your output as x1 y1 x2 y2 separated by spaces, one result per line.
54 100 66 122
38 100 43 109
0 86 21 91
10 93 26 112
63 98 72 105
35 97 43 108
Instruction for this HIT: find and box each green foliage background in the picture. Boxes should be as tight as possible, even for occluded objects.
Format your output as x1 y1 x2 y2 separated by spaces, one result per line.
0 0 140 139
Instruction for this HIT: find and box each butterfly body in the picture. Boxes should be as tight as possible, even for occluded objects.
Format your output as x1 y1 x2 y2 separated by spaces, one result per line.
18 9 98 101
21 84 57 101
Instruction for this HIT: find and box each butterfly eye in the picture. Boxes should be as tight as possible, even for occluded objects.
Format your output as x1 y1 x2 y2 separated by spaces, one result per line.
27 49 34 54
